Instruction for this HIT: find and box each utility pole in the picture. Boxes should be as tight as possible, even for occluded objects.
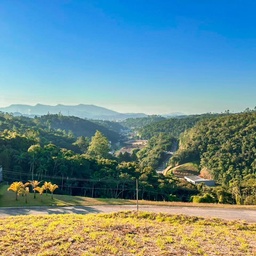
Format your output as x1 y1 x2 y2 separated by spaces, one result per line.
136 178 139 212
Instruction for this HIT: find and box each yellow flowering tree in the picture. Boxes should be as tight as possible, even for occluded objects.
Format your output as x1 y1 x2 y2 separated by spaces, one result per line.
33 186 45 202
7 182 23 201
29 180 41 199
48 183 58 200
43 181 51 196
19 185 30 204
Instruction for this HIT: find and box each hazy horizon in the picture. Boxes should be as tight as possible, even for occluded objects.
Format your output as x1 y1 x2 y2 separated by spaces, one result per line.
1 1 255 115
0 102 253 116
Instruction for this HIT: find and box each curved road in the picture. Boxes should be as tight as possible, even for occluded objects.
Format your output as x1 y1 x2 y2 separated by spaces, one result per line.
0 205 255 223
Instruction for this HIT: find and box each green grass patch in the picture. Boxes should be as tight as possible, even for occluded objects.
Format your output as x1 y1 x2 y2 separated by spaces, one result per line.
0 211 255 255
0 185 6 195
0 185 134 207
1 184 256 210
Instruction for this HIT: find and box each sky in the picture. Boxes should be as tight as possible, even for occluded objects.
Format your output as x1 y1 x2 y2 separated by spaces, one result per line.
0 0 255 115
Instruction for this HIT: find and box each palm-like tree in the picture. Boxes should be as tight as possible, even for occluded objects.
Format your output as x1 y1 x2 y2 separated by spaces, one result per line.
43 181 51 196
48 183 59 199
19 184 30 203
29 180 41 199
7 182 23 200
33 186 45 202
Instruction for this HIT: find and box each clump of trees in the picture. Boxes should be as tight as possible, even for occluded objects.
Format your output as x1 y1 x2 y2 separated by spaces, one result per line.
7 181 30 201
7 180 58 203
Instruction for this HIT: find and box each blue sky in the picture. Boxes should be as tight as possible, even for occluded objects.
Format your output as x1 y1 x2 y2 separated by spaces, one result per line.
0 0 255 114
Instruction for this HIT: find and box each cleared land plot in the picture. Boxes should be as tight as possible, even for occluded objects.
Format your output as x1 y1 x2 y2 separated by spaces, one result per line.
0 212 255 256
164 162 199 177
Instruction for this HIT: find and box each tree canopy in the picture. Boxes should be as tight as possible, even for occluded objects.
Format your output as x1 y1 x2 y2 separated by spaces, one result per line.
87 130 111 159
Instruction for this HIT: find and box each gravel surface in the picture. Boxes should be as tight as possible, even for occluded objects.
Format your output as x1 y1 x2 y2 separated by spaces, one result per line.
0 205 255 223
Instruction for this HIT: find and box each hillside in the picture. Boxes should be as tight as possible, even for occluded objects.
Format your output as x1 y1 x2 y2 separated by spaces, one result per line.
170 111 256 203
138 114 219 139
0 112 122 149
120 115 166 130
37 114 122 144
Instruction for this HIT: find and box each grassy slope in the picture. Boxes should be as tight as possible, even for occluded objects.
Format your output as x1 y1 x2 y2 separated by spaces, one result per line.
0 212 255 255
164 162 200 176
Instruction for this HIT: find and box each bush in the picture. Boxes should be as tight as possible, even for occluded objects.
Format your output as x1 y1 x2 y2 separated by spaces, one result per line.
192 193 216 203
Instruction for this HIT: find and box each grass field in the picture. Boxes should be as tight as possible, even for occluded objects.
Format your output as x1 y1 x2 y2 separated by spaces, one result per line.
0 184 135 207
0 211 255 255
1 184 256 210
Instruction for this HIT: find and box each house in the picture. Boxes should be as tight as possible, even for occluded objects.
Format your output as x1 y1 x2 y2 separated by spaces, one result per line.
184 175 215 186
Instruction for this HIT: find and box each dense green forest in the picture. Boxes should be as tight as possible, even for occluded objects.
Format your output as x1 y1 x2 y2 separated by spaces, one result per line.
120 115 166 130
138 114 219 139
136 133 176 169
0 110 255 204
170 110 256 204
37 114 122 144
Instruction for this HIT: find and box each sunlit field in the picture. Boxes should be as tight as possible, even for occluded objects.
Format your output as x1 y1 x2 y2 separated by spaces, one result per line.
1 185 256 211
0 211 255 256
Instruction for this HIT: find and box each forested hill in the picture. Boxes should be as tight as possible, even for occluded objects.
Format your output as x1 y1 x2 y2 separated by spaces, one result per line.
0 113 122 148
171 111 256 185
120 115 166 130
37 115 122 143
138 114 219 139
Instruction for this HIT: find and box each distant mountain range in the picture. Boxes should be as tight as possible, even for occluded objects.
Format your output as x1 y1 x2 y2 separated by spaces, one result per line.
0 104 148 121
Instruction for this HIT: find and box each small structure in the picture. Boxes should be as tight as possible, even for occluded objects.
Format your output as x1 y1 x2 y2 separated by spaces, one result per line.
184 175 215 186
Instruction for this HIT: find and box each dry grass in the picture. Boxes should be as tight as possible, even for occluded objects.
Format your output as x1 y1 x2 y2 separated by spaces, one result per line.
0 211 255 256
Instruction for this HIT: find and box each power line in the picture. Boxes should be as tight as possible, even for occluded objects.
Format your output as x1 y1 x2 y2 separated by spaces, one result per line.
2 169 136 183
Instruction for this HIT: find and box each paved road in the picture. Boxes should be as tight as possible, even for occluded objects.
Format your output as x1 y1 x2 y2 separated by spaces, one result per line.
0 205 255 223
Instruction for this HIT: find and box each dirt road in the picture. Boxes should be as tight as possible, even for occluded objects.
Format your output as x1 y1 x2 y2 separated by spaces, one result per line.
0 205 255 223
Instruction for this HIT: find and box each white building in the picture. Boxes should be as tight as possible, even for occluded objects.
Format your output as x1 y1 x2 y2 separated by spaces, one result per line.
184 175 215 186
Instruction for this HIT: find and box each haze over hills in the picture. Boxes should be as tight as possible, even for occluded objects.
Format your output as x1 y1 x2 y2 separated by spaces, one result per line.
0 104 149 121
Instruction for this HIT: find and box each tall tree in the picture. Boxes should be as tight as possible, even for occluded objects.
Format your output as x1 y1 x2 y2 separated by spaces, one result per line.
28 144 41 180
87 131 111 159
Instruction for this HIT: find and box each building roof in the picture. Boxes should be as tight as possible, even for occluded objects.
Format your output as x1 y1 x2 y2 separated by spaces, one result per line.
184 175 213 182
